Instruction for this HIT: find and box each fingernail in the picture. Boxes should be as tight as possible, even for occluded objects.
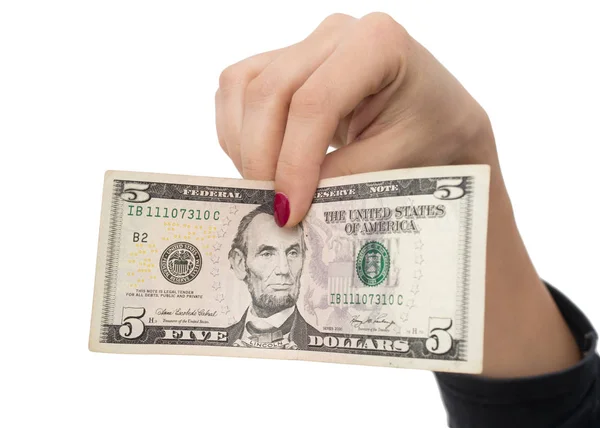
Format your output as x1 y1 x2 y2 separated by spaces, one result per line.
273 192 290 227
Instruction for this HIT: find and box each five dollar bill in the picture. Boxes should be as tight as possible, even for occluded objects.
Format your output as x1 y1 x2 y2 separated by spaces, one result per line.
89 165 490 373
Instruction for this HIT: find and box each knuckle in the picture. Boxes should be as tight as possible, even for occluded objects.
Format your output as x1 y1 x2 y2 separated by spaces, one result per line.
361 12 396 30
242 155 274 180
361 12 408 45
321 13 354 29
219 63 249 90
245 72 286 106
289 88 331 121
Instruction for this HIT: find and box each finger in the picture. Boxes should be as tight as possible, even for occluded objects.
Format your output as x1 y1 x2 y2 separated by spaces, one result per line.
215 88 239 171
320 127 420 179
330 111 353 149
216 49 284 173
274 13 410 226
240 14 355 180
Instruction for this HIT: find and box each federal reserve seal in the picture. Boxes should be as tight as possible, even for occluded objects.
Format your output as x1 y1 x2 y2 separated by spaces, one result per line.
160 242 202 284
356 241 390 287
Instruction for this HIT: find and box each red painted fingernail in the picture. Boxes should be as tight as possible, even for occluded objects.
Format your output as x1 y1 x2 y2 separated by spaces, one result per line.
273 192 290 227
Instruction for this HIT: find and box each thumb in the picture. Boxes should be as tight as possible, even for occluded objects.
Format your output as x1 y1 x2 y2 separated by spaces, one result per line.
273 144 326 228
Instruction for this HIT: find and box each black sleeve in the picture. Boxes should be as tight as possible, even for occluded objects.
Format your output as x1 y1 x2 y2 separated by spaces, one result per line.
434 283 600 428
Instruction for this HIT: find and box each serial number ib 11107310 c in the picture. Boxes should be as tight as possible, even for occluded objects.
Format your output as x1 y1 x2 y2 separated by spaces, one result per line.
126 205 220 221
330 293 404 306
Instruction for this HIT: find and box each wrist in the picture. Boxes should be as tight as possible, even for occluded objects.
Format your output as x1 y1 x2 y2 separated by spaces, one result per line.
479 166 581 377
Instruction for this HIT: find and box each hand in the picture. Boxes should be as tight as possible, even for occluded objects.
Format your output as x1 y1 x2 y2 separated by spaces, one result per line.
215 12 580 377
215 12 494 226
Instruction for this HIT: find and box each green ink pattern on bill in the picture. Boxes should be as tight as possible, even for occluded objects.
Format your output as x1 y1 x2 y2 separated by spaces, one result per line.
356 241 390 287
89 165 490 373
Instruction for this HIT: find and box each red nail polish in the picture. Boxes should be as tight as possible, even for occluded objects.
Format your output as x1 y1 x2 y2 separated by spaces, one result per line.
273 192 290 227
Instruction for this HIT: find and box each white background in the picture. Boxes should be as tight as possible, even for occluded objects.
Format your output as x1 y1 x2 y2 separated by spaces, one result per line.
1 1 599 427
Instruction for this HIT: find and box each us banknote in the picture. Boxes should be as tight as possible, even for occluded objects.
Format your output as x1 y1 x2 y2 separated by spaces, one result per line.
89 165 490 373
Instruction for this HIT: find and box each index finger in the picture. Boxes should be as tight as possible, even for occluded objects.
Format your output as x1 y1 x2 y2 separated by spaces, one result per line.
274 13 409 226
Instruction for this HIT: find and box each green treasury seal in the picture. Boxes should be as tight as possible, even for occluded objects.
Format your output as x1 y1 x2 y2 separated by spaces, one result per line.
356 241 390 287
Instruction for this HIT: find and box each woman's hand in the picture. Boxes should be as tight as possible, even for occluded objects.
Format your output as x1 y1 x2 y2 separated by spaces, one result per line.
215 12 495 227
215 12 581 378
